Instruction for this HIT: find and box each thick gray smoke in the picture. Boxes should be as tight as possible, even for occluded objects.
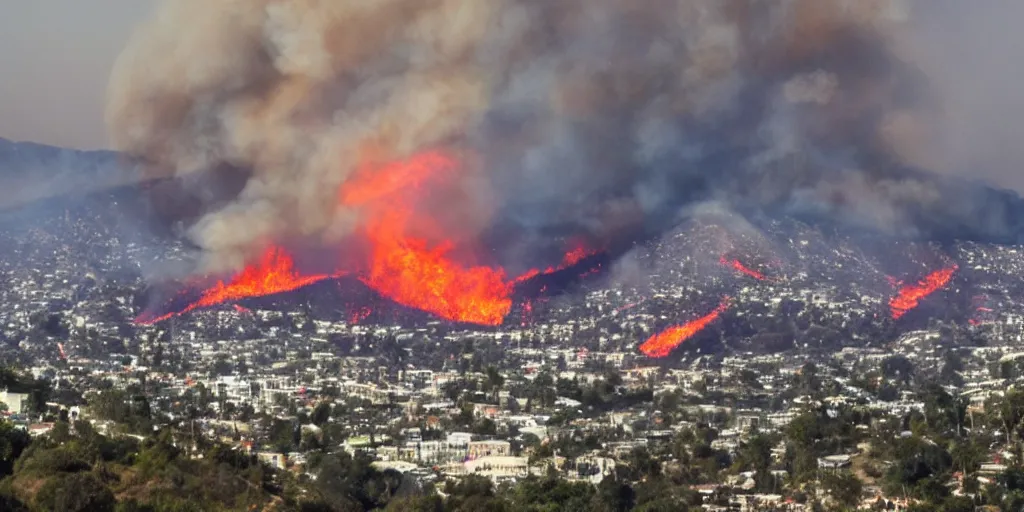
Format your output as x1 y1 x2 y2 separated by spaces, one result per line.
106 0 1022 273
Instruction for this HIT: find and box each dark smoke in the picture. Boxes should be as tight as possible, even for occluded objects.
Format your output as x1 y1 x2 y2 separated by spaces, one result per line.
106 0 1024 274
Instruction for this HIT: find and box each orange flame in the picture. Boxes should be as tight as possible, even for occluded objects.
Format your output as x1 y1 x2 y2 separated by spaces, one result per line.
720 255 766 281
888 265 957 320
639 298 730 358
349 307 373 324
360 220 515 325
138 151 599 325
514 241 597 283
341 152 514 325
136 246 338 324
338 151 600 325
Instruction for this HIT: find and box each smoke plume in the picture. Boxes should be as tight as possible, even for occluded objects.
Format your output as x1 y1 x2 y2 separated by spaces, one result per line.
106 0 1024 274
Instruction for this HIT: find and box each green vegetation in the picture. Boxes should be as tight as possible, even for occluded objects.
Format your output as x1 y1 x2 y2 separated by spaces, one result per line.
11 363 1024 511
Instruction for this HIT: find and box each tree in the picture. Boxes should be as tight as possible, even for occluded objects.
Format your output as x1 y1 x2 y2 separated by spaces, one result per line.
620 447 662 481
384 494 443 512
211 357 233 377
937 495 974 512
950 440 984 476
34 472 115 512
50 421 73 444
734 435 773 473
882 355 914 384
506 476 594 512
471 418 497 436
883 436 953 499
821 472 863 509
444 475 507 511
593 475 636 512
311 402 332 427
0 420 30 477
796 363 819 395
737 369 762 389
990 390 1024 445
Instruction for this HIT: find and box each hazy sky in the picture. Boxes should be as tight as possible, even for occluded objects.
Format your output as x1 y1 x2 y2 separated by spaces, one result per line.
0 1 157 149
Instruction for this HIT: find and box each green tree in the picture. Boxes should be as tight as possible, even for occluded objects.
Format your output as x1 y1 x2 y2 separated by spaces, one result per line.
619 447 661 482
35 472 115 512
821 472 863 508
991 389 1024 445
506 475 595 511
444 474 508 512
384 494 443 512
592 475 636 512
211 357 233 377
0 420 30 477
311 402 332 427
937 495 974 512
483 366 505 403
881 355 914 384
734 435 773 473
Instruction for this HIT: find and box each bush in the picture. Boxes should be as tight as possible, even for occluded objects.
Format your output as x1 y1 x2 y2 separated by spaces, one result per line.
35 472 115 512
15 445 91 475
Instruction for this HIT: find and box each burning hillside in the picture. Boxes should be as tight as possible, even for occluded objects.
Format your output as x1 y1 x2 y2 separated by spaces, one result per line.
137 151 600 325
889 265 958 320
108 0 1024 290
136 246 341 325
105 0 1024 356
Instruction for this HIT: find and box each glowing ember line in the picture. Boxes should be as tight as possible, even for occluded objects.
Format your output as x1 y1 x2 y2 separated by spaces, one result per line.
720 255 766 281
639 298 731 358
888 265 958 320
615 299 646 313
514 244 598 283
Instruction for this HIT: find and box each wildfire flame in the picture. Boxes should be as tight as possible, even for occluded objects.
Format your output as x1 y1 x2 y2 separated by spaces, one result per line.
341 151 516 325
514 242 596 283
720 255 766 281
135 246 338 324
138 151 598 326
349 307 373 324
888 265 958 320
639 298 731 358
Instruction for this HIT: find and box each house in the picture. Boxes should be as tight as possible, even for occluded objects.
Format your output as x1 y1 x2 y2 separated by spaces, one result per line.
468 440 511 459
0 390 31 414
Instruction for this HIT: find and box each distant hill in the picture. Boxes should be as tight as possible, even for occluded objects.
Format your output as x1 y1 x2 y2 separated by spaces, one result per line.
0 138 136 210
